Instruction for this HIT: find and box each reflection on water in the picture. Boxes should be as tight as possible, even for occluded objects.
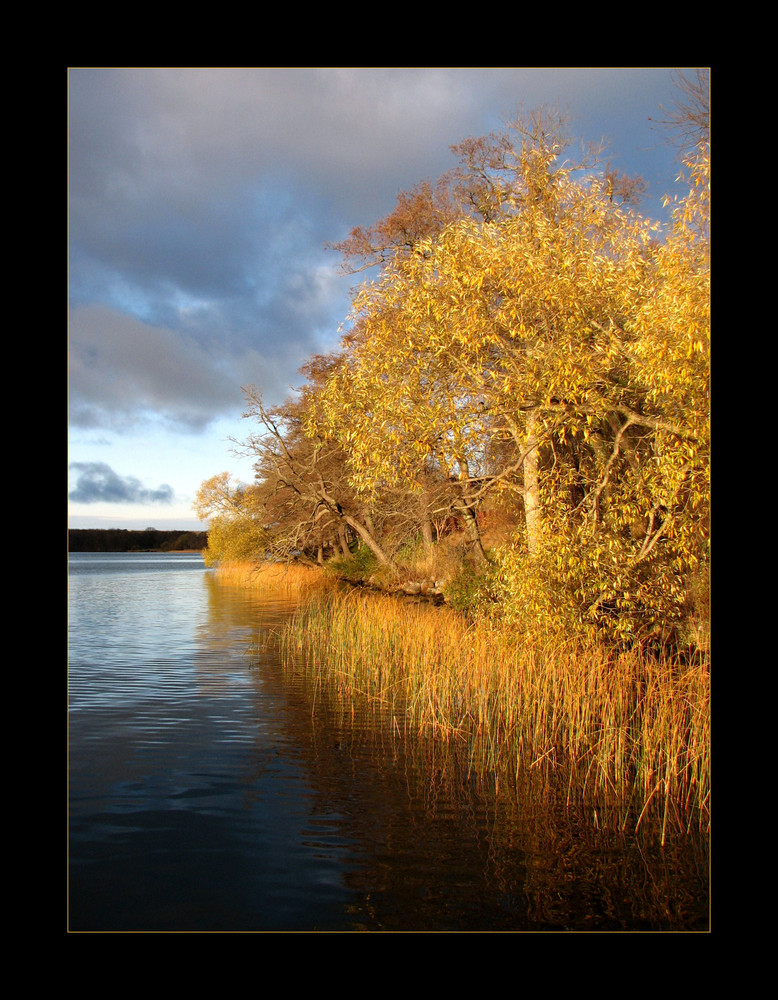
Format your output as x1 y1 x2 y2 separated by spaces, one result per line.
260 676 709 932
68 553 709 932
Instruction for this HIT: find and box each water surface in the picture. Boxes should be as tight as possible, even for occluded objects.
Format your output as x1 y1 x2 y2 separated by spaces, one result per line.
68 552 709 932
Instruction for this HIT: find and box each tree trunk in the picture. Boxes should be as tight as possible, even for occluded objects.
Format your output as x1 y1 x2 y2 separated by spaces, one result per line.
523 408 542 559
314 478 396 570
455 496 489 565
338 525 351 557
342 513 396 569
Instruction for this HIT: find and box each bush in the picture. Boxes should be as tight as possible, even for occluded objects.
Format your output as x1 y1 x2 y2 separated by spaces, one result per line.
324 543 381 583
483 534 710 655
203 516 268 568
442 559 496 614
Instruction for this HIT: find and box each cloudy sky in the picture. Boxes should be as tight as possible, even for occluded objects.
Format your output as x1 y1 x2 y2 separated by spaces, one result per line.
68 67 692 530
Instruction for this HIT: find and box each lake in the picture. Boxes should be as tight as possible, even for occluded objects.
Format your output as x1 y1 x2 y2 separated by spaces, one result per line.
67 551 709 932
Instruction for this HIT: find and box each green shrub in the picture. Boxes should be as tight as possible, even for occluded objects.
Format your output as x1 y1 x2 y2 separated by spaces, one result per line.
443 561 495 613
325 543 381 583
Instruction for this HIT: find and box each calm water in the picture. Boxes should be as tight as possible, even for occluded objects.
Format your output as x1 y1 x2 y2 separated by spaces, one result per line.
68 552 709 932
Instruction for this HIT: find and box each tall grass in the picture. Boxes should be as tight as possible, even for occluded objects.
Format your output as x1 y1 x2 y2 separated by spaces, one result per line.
279 586 710 842
213 559 326 596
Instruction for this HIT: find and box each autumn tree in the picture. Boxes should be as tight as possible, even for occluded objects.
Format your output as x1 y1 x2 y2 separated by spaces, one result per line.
237 362 399 571
328 178 460 274
196 89 709 648
319 113 657 555
651 68 710 157
314 108 709 645
193 472 269 566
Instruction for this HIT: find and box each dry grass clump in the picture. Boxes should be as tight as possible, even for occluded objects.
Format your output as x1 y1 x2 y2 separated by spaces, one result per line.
279 587 710 841
214 559 326 596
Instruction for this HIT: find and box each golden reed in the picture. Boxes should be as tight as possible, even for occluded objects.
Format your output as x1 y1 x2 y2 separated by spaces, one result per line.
279 586 710 842
215 562 709 841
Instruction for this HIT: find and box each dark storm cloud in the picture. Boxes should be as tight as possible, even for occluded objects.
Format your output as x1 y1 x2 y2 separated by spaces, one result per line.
68 67 465 288
69 462 174 505
68 68 684 430
68 305 245 431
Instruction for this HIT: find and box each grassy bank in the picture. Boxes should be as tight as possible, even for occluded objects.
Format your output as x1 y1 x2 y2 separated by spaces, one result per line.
219 559 710 841
212 560 326 595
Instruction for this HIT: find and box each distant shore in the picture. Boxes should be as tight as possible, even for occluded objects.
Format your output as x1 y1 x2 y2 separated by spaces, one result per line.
68 527 207 553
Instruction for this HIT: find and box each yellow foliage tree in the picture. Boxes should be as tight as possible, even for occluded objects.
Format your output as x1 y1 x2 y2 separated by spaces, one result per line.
315 116 710 646
193 472 269 567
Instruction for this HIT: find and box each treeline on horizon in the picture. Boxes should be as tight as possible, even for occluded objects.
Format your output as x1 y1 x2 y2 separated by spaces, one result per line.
195 78 710 652
69 528 208 552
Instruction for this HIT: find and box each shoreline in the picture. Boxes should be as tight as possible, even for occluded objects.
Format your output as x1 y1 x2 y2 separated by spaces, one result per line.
217 559 711 842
